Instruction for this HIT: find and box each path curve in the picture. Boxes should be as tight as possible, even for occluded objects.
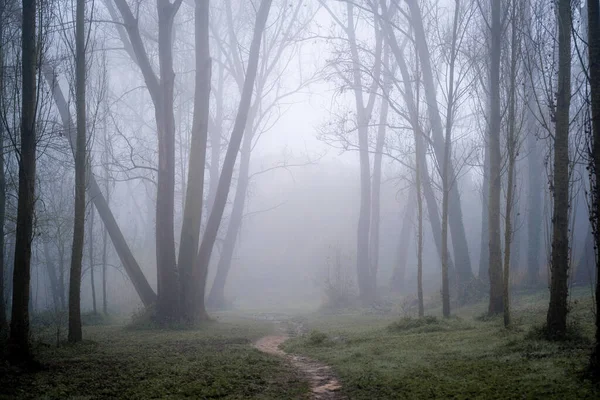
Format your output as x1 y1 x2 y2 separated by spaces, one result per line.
254 335 344 399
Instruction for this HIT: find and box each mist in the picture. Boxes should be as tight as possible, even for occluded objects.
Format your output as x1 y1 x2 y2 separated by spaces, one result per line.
2 0 600 397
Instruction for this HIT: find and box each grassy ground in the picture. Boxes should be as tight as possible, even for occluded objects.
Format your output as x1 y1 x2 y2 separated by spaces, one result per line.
0 316 307 399
283 288 600 399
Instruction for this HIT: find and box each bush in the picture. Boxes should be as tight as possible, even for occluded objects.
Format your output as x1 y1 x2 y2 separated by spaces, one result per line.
306 330 328 346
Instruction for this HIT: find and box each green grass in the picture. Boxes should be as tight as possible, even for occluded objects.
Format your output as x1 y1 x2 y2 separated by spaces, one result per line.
283 288 600 399
0 316 307 399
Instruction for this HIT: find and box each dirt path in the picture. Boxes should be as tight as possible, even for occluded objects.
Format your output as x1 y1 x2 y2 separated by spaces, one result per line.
254 335 344 399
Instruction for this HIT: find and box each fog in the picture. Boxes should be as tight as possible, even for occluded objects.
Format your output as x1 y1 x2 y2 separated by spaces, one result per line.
0 0 597 329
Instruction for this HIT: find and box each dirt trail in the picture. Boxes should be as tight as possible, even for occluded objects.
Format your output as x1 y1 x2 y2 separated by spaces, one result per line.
254 334 344 399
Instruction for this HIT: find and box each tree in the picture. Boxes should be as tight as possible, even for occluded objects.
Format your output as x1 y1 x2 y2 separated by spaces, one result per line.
43 64 156 308
487 0 503 315
112 0 183 321
9 0 38 360
0 0 7 333
440 0 462 318
179 0 211 322
67 0 87 343
502 0 525 326
546 0 572 339
587 0 600 376
188 0 273 322
88 207 97 315
406 0 474 286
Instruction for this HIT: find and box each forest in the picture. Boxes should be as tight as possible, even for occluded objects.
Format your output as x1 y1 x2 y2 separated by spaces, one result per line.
1 0 600 398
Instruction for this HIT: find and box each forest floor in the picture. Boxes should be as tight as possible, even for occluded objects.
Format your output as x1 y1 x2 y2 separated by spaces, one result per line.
0 316 308 399
282 287 600 399
1 288 599 399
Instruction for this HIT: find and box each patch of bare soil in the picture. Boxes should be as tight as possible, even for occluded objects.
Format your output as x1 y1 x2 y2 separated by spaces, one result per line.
254 335 344 399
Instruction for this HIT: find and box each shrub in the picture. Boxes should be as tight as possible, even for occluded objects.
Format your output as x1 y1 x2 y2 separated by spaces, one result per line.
307 330 328 345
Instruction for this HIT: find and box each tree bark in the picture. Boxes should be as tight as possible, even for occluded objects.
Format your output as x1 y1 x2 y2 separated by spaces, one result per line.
416 133 424 318
191 0 272 322
43 66 156 307
502 0 520 327
479 141 490 281
9 0 37 360
546 0 572 338
588 0 600 376
179 0 211 322
407 0 473 284
68 0 86 343
89 207 97 315
0 1 6 331
487 0 503 315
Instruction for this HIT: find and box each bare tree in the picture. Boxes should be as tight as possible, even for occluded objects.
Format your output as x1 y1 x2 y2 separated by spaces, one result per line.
546 0 572 339
190 0 273 322
587 0 600 376
178 0 211 322
9 0 38 360
67 0 87 343
487 0 503 315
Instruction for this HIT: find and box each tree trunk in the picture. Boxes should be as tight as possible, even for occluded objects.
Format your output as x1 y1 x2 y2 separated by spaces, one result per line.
89 208 97 315
390 189 414 292
179 0 211 322
502 1 520 327
43 66 156 307
370 45 390 280
207 108 256 309
416 132 424 318
101 126 110 315
479 141 490 281
0 4 6 331
68 0 86 343
9 0 37 360
154 0 180 322
407 0 473 284
380 9 456 279
42 242 61 310
347 2 379 305
487 0 503 315
191 0 272 322
588 0 600 376
546 0 572 339
440 0 460 318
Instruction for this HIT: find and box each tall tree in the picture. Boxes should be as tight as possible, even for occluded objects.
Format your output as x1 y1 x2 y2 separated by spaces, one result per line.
43 65 156 307
587 0 600 375
407 0 473 285
89 207 97 315
487 0 503 315
502 0 523 327
189 0 273 322
9 0 38 360
113 0 183 321
440 0 461 318
68 0 87 343
546 0 572 338
0 0 7 333
179 0 211 322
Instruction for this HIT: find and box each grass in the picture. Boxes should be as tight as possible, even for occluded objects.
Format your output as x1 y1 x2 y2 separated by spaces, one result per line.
283 287 600 399
0 316 307 399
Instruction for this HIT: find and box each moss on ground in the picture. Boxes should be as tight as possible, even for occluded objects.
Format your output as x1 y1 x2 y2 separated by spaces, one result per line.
283 288 600 399
0 317 307 399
